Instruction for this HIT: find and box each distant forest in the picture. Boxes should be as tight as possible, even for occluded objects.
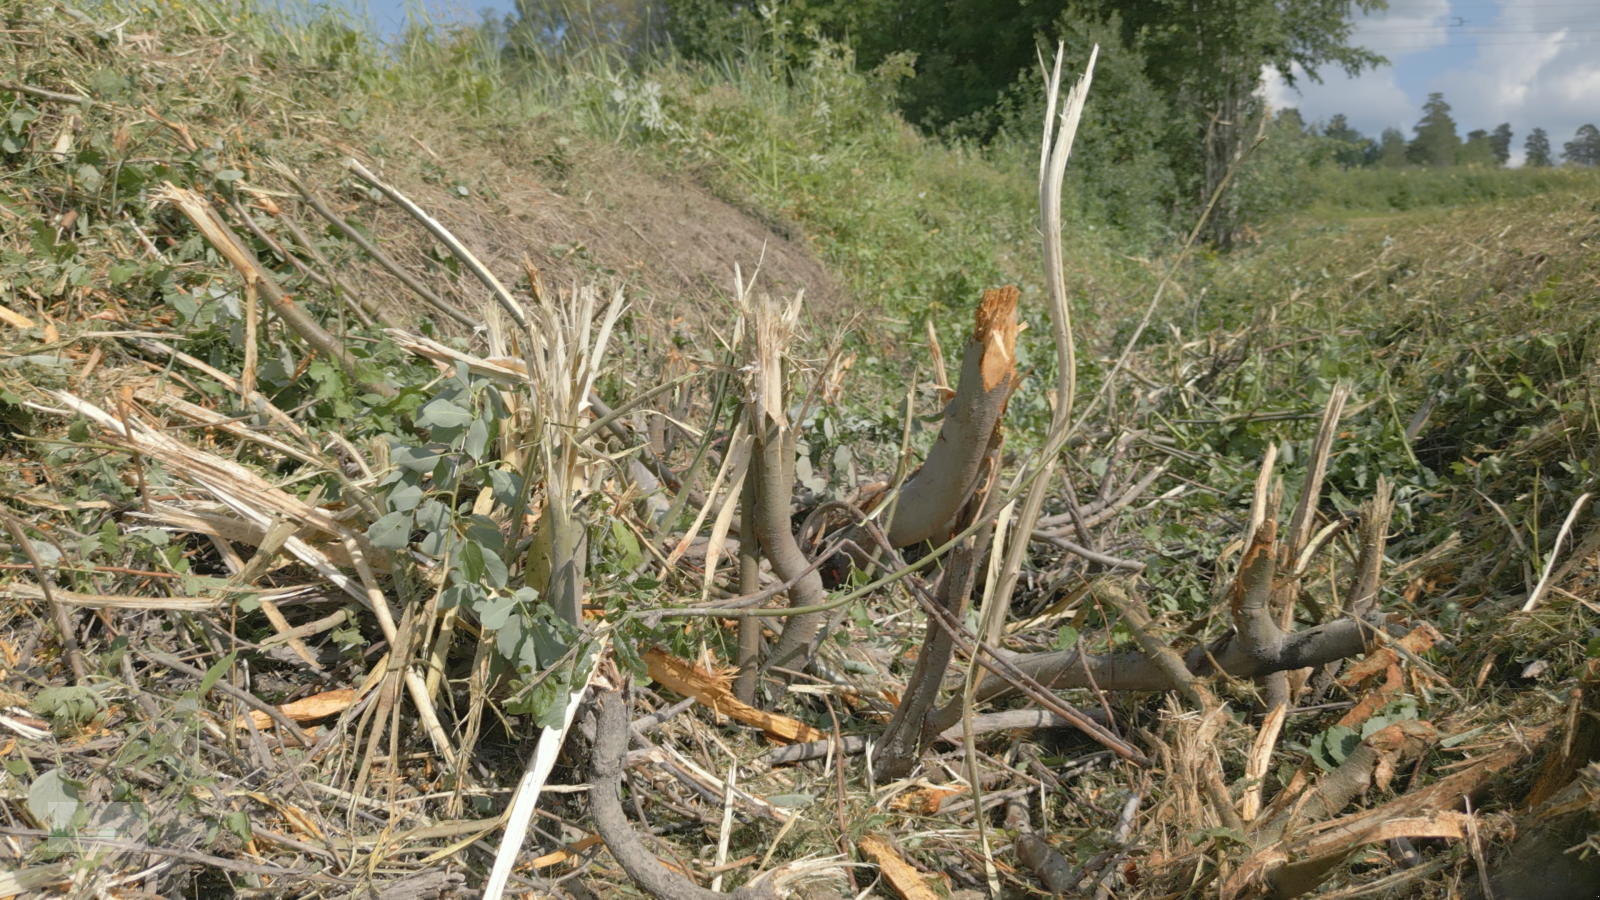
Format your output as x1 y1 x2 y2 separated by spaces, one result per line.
1308 94 1600 170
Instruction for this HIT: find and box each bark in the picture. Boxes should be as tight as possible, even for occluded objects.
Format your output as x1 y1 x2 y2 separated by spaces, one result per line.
526 495 587 628
884 286 1019 548
1006 798 1080 893
590 688 778 900
1256 719 1435 845
753 418 830 674
745 294 830 676
871 524 983 780
1344 478 1393 616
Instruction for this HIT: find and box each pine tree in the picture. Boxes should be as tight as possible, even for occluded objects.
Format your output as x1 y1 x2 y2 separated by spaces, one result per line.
1525 128 1553 167
1489 123 1513 165
1563 125 1600 167
1406 93 1459 167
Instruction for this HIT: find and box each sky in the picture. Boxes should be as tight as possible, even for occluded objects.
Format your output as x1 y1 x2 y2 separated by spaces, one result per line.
1263 0 1600 165
352 0 1598 167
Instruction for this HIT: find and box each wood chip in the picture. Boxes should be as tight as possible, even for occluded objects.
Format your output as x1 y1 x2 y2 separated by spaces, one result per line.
0 305 36 329
644 649 824 743
888 785 965 815
858 834 941 900
236 688 355 731
531 834 602 868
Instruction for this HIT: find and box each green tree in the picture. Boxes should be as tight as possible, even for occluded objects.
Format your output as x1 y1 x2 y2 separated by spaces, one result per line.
658 0 1388 244
1322 113 1370 168
1377 127 1407 168
1525 128 1552 167
1231 106 1327 224
1488 122 1512 165
1458 128 1495 167
975 13 1175 238
1406 93 1459 167
1563 124 1600 167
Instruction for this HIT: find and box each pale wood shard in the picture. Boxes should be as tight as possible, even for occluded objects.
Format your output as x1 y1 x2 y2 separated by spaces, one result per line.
532 834 603 869
1243 703 1288 822
0 305 37 329
2 582 222 610
644 649 825 744
237 688 356 731
858 834 942 900
974 285 1020 392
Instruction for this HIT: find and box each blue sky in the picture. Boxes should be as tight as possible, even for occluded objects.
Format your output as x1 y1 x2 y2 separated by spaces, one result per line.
1265 0 1600 164
353 0 1598 166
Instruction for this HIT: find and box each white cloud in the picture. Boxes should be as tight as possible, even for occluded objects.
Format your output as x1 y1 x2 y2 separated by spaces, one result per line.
1263 0 1600 166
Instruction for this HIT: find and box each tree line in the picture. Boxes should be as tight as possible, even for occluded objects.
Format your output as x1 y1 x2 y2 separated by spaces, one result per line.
506 0 1598 240
1318 94 1600 170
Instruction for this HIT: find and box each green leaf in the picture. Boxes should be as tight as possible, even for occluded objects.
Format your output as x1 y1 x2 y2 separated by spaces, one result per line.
416 398 473 430
1052 625 1081 651
392 445 444 473
387 482 424 513
441 583 483 610
457 541 486 583
367 512 412 550
214 169 245 183
199 650 238 697
108 262 140 285
474 594 517 630
414 499 450 533
610 520 642 573
766 793 815 809
420 529 449 557
481 546 508 588
463 515 505 554
615 638 648 680
495 613 527 662
32 686 104 726
1310 724 1360 772
489 469 523 508
465 417 490 461
28 769 80 831
223 809 252 842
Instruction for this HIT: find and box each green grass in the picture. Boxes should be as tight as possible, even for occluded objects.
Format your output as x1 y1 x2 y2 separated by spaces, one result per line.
1304 164 1600 217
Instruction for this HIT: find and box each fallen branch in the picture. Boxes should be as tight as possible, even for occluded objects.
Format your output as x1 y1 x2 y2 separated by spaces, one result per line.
590 686 778 900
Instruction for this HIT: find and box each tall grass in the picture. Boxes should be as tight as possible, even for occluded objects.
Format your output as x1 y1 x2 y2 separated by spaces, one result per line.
1305 165 1600 216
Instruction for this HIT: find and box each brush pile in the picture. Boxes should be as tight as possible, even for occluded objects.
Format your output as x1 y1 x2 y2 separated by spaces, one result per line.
3 3 1600 900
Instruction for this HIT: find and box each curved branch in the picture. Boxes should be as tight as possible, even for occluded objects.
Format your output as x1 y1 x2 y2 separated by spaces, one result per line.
958 611 1398 712
590 689 777 900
